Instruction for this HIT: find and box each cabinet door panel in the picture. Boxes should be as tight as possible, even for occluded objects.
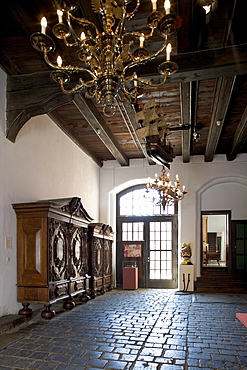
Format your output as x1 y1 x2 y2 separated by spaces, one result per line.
18 217 47 285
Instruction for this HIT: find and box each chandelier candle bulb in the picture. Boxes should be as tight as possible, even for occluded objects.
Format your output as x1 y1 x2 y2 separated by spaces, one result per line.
151 0 157 11
57 56 62 67
164 0 171 14
133 72 138 87
80 32 86 41
166 43 172 61
139 33 145 48
57 10 63 23
41 17 47 34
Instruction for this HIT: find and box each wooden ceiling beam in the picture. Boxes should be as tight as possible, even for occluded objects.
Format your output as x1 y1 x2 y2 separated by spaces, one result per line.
73 95 129 166
4 43 247 89
116 95 155 165
144 44 247 83
180 82 192 162
48 110 102 167
205 76 236 162
6 74 73 142
227 106 247 161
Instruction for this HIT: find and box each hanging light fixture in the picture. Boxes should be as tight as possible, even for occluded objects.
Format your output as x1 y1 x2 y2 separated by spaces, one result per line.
30 0 182 116
146 166 187 208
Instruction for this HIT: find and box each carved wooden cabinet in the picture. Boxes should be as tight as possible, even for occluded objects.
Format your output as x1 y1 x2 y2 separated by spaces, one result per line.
13 197 93 319
87 223 114 298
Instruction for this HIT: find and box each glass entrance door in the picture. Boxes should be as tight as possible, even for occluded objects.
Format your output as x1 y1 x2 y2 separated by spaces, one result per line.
117 186 178 289
148 220 177 288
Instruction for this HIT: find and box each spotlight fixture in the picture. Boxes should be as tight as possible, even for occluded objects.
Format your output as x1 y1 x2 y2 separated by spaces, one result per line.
30 0 181 116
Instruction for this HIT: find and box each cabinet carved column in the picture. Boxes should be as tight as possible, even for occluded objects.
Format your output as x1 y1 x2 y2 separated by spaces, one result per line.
13 197 93 319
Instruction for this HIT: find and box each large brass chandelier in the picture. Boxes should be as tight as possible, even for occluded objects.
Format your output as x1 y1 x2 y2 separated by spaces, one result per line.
146 166 187 208
31 0 181 116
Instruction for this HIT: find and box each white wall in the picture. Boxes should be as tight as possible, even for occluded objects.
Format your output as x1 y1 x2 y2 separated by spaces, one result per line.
0 68 100 317
100 155 247 280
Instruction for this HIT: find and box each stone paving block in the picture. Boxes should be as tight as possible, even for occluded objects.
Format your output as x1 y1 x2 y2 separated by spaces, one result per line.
140 348 163 357
31 360 61 369
29 351 48 360
163 349 186 359
114 347 131 354
56 364 83 370
101 352 120 360
46 353 71 363
87 358 108 367
0 355 19 365
159 364 184 369
106 360 128 369
137 355 155 362
97 345 115 352
132 361 159 369
10 357 35 368
83 350 103 359
119 353 138 361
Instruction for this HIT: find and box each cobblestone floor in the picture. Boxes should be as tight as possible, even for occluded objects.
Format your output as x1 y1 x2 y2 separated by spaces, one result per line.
0 289 247 369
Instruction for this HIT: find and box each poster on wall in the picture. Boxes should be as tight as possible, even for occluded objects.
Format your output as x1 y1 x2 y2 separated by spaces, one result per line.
123 243 142 257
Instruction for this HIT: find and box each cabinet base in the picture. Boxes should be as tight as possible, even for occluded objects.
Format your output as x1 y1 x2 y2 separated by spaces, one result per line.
18 303 33 317
63 298 75 310
41 304 55 320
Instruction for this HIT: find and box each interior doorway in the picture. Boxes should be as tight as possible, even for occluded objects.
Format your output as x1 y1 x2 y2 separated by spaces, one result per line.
201 211 230 268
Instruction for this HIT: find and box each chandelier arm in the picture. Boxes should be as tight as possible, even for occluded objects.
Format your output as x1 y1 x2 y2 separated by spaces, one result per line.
123 29 154 41
65 13 81 44
115 8 127 48
62 36 80 48
119 86 134 102
121 41 167 77
134 75 167 88
126 0 141 21
68 13 100 37
59 79 93 95
43 49 97 79
121 74 167 100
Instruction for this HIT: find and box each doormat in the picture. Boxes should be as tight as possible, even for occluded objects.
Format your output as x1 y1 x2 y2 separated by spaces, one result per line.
236 313 247 328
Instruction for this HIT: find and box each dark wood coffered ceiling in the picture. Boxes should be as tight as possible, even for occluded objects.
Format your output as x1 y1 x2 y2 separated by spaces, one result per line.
0 0 246 167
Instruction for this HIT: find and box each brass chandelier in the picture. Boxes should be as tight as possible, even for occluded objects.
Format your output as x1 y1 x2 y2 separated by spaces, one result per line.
31 0 182 116
146 166 187 208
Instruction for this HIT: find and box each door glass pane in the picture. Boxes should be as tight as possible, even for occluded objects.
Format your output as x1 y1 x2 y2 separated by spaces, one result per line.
236 224 244 238
120 188 175 216
122 222 144 241
236 240 244 254
149 221 172 280
237 256 244 270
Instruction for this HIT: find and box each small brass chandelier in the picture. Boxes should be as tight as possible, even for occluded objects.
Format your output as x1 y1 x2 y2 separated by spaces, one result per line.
30 0 181 116
146 166 187 208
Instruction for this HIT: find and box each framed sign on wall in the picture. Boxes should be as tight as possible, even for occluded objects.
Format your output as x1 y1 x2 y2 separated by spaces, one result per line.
123 243 142 258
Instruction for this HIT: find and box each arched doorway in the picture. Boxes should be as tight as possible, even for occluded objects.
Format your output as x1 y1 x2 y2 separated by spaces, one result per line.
116 185 178 289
